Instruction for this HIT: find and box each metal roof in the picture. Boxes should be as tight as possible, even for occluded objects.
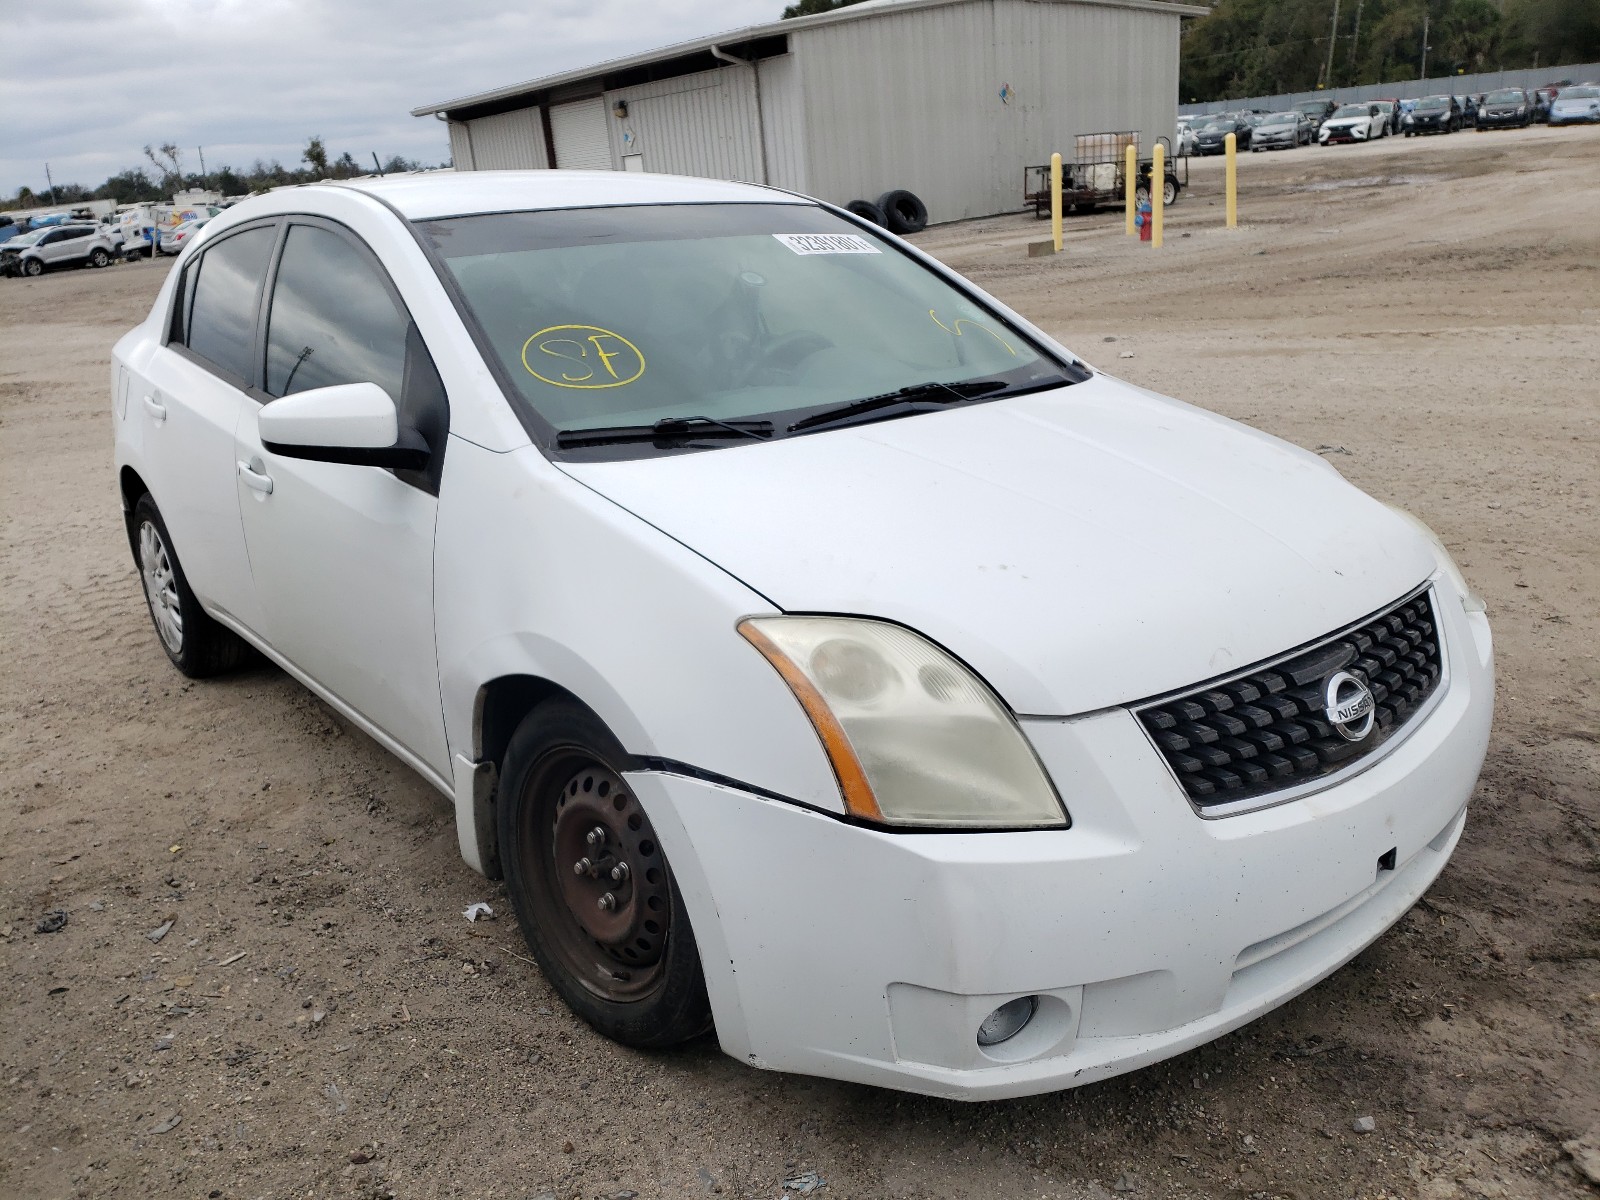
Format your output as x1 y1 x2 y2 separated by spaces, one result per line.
411 0 1207 118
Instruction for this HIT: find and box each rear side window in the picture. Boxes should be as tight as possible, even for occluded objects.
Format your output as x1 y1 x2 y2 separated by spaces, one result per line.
264 224 407 402
184 226 276 384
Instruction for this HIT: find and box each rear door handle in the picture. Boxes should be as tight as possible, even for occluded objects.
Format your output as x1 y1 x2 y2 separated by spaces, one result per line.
237 460 274 495
142 394 167 421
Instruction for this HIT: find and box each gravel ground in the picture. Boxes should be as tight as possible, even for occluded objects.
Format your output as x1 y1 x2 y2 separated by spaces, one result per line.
2 123 1597 1200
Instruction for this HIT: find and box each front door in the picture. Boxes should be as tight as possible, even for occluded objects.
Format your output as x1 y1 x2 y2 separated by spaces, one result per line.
232 218 450 778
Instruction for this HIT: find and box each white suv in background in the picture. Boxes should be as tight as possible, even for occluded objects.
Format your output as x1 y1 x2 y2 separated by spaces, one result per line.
3 223 121 276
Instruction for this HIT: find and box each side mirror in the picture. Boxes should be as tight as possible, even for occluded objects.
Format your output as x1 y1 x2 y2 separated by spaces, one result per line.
258 382 429 470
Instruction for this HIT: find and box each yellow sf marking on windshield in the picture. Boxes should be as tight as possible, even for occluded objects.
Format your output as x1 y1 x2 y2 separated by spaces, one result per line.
929 310 1017 356
522 325 646 389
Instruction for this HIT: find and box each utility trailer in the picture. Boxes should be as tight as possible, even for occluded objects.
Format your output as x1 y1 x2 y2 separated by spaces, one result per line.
1024 131 1187 218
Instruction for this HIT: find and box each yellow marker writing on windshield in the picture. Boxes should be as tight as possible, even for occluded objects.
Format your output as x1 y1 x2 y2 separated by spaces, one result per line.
522 325 646 389
929 310 1017 356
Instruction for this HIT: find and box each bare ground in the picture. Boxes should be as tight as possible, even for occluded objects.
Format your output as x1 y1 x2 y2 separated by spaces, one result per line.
2 124 1597 1200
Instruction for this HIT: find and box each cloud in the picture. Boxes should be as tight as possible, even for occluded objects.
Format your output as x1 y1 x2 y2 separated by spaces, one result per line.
1 0 783 195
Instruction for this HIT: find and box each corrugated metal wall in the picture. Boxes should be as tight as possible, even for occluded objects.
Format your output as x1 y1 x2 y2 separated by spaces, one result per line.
794 0 1179 223
601 67 763 180
456 108 548 170
758 54 810 192
1181 62 1600 116
448 121 475 170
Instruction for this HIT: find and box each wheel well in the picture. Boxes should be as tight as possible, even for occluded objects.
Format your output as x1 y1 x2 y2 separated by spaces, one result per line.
475 675 602 770
119 467 149 558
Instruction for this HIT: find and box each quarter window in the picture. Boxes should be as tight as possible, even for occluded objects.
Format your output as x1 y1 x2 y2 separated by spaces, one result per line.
185 225 276 384
264 224 407 402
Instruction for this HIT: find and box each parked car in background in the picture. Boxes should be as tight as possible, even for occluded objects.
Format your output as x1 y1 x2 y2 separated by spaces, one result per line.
1251 110 1314 150
1549 84 1600 125
0 223 120 277
1294 97 1338 134
158 218 210 256
1318 103 1386 144
1404 95 1461 136
1193 114 1252 154
110 171 1493 1099
1476 88 1532 130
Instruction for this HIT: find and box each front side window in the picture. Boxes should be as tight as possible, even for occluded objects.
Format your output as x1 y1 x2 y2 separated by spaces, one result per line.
184 225 276 384
264 223 408 402
417 203 1078 453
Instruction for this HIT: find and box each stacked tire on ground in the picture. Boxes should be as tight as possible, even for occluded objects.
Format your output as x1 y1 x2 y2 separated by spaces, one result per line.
846 190 928 235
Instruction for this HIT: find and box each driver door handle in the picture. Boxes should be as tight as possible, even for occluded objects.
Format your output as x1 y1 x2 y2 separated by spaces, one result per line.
237 460 274 495
142 394 167 421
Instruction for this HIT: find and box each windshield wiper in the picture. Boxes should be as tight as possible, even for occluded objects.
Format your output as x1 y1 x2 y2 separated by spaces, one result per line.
787 380 1008 434
555 415 774 449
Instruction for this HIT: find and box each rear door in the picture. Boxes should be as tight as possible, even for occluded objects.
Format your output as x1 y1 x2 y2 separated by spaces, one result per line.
133 221 278 633
231 217 450 777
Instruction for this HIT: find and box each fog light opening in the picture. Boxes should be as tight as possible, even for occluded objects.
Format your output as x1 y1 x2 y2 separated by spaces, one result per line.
976 995 1037 1047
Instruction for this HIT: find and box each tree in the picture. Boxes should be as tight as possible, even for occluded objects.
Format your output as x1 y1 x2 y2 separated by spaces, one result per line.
143 143 184 190
782 0 867 19
330 150 361 179
94 168 162 203
303 135 329 177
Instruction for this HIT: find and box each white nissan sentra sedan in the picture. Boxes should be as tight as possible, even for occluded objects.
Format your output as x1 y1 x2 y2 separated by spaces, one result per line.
112 172 1493 1100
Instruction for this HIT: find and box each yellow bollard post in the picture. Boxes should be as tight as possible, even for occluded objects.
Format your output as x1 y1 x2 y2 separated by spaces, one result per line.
1225 132 1238 228
1050 152 1063 254
1152 143 1164 249
1125 143 1136 236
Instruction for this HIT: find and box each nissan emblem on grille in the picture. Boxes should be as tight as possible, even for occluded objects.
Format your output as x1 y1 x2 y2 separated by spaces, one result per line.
1134 588 1443 811
1324 670 1376 742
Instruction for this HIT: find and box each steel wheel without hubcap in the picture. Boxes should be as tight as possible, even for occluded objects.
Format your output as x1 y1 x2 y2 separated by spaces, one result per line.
534 756 675 1002
139 520 183 654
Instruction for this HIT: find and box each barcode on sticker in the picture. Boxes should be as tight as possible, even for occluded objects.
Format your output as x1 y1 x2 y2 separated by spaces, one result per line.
773 233 881 255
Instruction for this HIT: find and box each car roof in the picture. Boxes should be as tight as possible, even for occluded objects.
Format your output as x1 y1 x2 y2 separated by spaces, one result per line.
329 170 803 221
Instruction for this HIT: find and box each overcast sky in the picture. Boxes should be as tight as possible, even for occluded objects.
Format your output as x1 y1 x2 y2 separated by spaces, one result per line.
2 0 785 197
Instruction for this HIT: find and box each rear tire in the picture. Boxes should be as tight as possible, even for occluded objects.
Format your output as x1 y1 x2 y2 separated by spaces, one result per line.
89 248 111 268
498 700 712 1049
132 494 249 677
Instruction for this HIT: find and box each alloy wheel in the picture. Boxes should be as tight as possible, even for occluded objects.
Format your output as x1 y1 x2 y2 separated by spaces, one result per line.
139 520 183 653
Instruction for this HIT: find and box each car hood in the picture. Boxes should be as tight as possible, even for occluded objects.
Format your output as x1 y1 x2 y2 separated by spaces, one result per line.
557 374 1436 716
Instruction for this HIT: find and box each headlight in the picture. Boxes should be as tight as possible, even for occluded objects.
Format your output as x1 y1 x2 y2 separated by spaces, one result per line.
739 616 1067 829
1385 506 1488 615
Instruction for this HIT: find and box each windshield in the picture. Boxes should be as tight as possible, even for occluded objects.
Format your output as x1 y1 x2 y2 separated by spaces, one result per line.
1260 112 1298 126
418 203 1077 450
6 229 46 246
1562 86 1599 98
1415 98 1449 111
1486 90 1524 103
1332 105 1369 117
1200 118 1233 130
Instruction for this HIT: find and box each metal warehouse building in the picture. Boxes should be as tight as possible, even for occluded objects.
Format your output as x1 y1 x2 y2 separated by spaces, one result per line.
412 0 1201 224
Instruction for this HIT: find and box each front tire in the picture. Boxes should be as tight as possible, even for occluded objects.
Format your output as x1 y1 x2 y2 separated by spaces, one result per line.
22 258 43 277
498 700 712 1048
132 494 249 677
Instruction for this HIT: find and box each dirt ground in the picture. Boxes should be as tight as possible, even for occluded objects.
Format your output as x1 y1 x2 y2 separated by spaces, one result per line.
2 123 1597 1200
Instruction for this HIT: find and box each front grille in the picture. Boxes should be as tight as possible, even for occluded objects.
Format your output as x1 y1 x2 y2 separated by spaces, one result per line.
1136 588 1443 811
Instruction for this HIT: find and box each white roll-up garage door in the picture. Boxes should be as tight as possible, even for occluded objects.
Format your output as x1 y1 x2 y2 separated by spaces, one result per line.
550 98 613 170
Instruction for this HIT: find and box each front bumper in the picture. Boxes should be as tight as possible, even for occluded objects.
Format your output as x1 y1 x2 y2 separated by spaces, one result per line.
1478 112 1526 127
636 586 1493 1098
1320 126 1367 143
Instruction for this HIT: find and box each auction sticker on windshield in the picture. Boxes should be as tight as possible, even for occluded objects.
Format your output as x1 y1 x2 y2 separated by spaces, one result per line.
773 233 881 255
